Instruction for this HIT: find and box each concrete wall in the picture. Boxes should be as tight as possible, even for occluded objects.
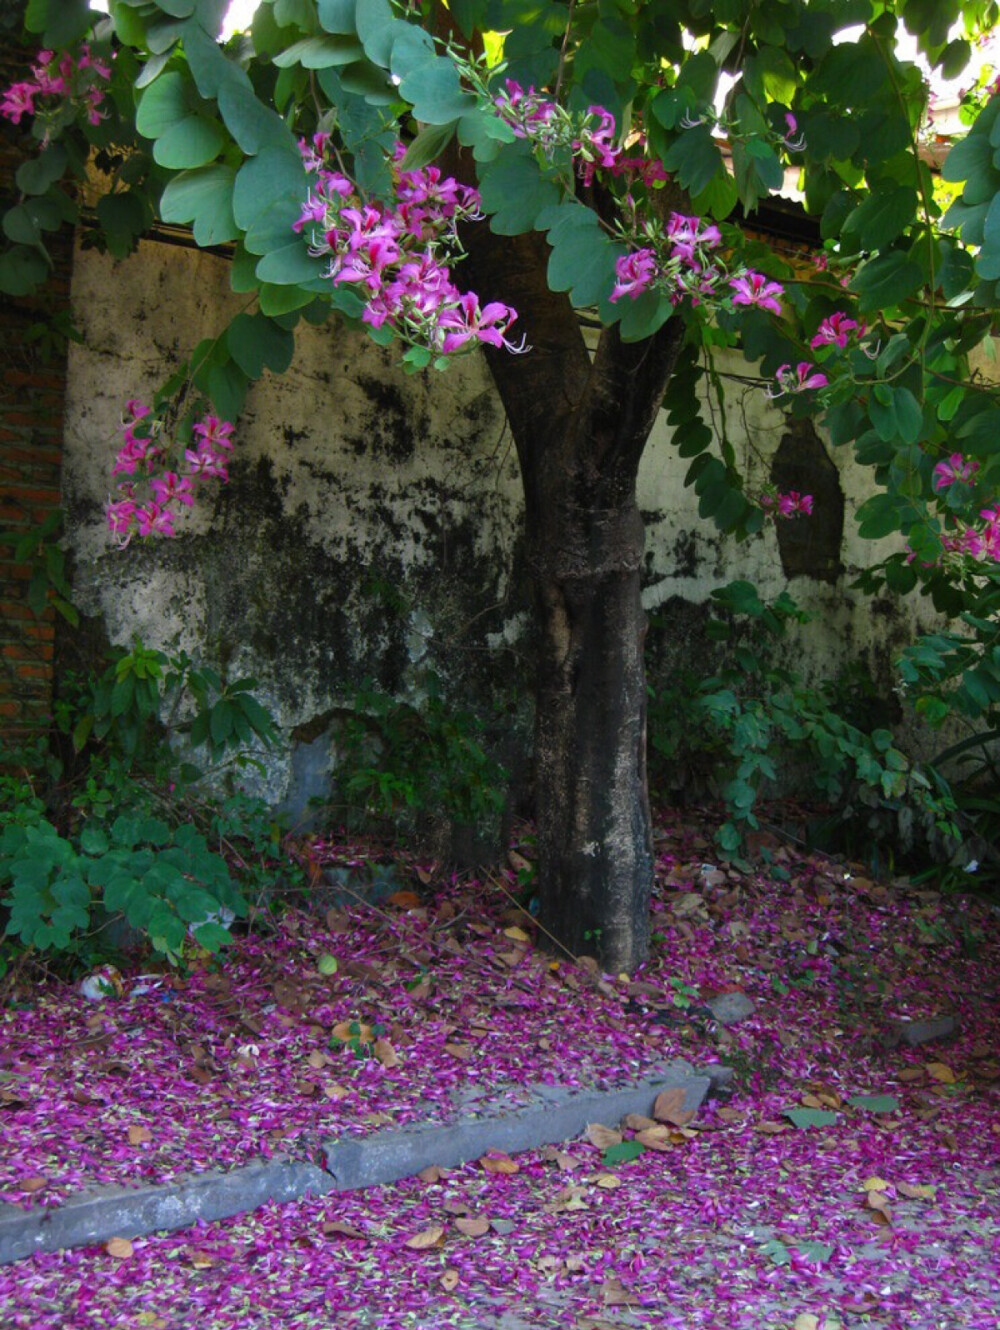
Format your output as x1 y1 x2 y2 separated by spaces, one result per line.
62 235 943 805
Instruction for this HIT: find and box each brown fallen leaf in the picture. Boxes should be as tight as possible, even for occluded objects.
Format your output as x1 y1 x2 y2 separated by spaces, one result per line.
322 1220 367 1240
898 1067 925 1082
404 1224 445 1249
480 1153 519 1175
331 1021 374 1043
387 890 422 910
106 1237 134 1259
897 1182 936 1200
503 926 531 943
417 1165 447 1183
374 1039 400 1068
184 1248 217 1269
444 1043 473 1060
439 1268 460 1291
652 1087 696 1127
585 1123 622 1150
307 1050 330 1070
594 1173 623 1189
926 1061 956 1083
454 1216 490 1237
18 1176 47 1193
622 1113 657 1131
636 1126 673 1151
127 1124 152 1146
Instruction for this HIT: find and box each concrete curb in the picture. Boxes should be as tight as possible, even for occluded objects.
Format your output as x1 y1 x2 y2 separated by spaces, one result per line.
0 1059 717 1265
325 1062 713 1188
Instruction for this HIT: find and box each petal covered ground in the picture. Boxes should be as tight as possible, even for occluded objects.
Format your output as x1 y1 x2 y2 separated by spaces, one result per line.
1 818 999 1328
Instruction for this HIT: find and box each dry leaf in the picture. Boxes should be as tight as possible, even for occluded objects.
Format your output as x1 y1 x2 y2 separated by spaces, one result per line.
898 1067 925 1082
18 1176 47 1193
897 1182 936 1200
595 1173 623 1189
417 1165 447 1183
387 890 422 910
652 1087 696 1127
636 1126 673 1151
585 1123 622 1150
404 1225 445 1250
926 1061 956 1083
332 1021 374 1043
184 1248 216 1269
716 1107 745 1123
800 1094 824 1109
374 1039 400 1068
503 926 531 943
128 1124 152 1146
444 1043 473 1060
323 1081 349 1100
307 1051 330 1070
861 1176 890 1192
756 1120 789 1135
106 1237 133 1259
480 1153 519 1174
439 1268 460 1291
322 1220 367 1240
622 1113 657 1131
454 1216 490 1237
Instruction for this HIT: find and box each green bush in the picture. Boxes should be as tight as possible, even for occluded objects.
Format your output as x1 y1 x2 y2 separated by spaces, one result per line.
648 580 959 860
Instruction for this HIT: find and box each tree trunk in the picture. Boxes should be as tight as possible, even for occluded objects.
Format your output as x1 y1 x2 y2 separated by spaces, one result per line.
455 220 685 971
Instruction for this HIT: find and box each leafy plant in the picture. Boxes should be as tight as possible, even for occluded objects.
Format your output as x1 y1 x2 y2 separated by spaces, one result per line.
649 581 959 859
0 813 246 962
334 672 507 833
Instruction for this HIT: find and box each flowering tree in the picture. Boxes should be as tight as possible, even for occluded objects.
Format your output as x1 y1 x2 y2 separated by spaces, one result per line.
4 0 1000 969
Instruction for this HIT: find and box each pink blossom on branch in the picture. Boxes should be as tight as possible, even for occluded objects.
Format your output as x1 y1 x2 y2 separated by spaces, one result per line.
770 362 829 397
610 248 657 303
0 42 112 128
810 311 862 350
729 270 785 315
932 452 979 491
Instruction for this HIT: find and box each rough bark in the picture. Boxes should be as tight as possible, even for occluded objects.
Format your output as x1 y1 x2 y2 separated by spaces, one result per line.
455 202 685 971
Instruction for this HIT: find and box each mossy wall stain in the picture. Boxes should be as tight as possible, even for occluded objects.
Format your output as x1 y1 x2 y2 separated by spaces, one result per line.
60 238 956 804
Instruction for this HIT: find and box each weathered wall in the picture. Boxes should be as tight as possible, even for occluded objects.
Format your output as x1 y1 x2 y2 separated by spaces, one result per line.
62 236 943 803
0 30 73 743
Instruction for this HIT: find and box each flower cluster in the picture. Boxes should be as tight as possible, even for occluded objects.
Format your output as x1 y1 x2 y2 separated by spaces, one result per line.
0 44 111 129
492 80 667 187
760 490 815 519
609 212 786 317
294 136 524 359
810 311 864 350
106 400 234 546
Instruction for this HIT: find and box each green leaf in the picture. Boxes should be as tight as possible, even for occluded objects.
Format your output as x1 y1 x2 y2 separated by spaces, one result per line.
136 72 191 140
399 121 458 171
601 1140 646 1166
153 116 226 170
850 250 923 314
160 165 239 246
273 35 365 68
843 185 917 250
784 1108 838 1129
233 149 309 254
24 0 91 46
479 144 562 236
80 824 110 856
254 240 327 286
227 312 296 378
848 1094 899 1113
399 59 478 125
662 125 724 198
537 201 621 309
15 144 68 196
318 0 358 31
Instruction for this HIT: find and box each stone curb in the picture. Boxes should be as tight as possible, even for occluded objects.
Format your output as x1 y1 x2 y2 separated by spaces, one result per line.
325 1062 713 1188
0 1059 715 1266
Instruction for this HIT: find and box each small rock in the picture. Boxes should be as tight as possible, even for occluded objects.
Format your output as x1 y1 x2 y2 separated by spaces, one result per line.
705 992 756 1026
884 1015 957 1049
700 1063 735 1093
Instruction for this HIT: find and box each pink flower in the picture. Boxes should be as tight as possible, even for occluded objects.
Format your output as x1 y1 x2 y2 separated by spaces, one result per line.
610 248 657 302
933 452 979 491
729 271 784 315
772 362 828 396
184 443 228 480
192 415 235 452
666 213 721 261
436 293 522 354
810 312 861 349
150 472 195 509
776 490 814 517
106 499 137 537
134 504 175 538
0 82 37 123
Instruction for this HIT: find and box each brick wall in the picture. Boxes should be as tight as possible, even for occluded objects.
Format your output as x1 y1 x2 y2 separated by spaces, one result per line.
0 18 73 742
